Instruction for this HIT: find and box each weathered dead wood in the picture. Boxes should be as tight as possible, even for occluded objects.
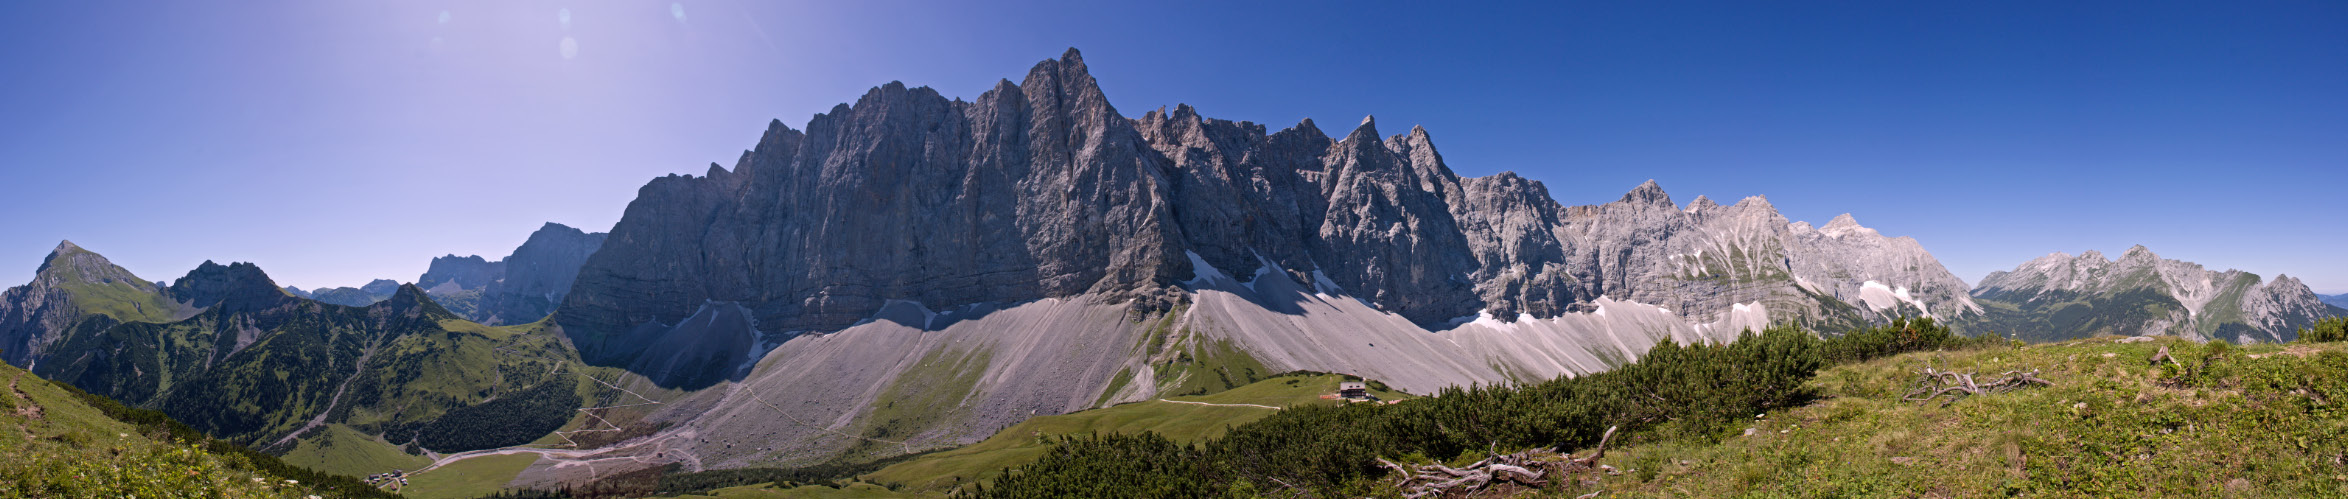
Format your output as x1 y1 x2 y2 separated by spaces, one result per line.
1570 426 1618 466
2149 345 2172 366
1901 366 2051 406
1387 426 1626 497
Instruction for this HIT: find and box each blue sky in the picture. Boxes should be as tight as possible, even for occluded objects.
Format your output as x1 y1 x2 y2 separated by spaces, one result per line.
2 1 2342 293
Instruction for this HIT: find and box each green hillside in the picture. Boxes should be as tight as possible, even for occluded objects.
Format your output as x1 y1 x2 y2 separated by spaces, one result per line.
860 373 1409 495
0 361 388 498
1588 336 2348 497
38 279 593 473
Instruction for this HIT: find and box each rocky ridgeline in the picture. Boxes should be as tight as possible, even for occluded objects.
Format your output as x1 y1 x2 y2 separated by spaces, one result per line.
556 48 1984 388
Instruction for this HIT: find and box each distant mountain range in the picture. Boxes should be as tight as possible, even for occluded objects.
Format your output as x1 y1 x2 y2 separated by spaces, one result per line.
0 242 583 454
0 48 2337 488
414 222 608 326
1968 246 2343 342
285 279 401 307
2323 293 2348 309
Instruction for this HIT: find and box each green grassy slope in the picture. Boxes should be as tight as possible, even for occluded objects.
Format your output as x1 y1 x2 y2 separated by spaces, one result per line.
397 453 543 499
278 423 430 479
0 362 376 498
38 282 594 478
1589 336 2348 498
858 373 1405 496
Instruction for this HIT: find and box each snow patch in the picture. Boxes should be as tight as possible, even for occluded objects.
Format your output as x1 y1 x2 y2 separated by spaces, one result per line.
1310 269 1343 295
1857 280 1935 318
1243 250 1282 293
1183 250 1230 287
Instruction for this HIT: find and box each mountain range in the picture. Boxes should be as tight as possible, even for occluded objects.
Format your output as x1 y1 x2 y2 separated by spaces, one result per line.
1970 245 2343 342
0 242 585 456
0 48 2337 491
415 222 608 326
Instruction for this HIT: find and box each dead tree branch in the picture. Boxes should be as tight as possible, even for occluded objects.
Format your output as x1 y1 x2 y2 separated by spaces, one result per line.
1901 366 2050 406
1387 426 1621 498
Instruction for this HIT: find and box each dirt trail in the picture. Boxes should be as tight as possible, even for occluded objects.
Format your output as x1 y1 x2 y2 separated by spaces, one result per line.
9 372 43 440
1157 399 1280 410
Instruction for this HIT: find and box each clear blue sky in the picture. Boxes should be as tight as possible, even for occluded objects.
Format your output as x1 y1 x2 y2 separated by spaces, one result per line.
2 1 2342 293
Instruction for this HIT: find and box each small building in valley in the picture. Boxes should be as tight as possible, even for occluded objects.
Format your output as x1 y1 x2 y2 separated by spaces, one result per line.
1338 381 1369 400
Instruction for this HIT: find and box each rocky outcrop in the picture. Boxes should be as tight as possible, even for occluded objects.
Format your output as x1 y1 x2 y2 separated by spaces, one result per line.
168 261 296 313
1970 245 2344 342
419 255 504 293
557 48 1986 389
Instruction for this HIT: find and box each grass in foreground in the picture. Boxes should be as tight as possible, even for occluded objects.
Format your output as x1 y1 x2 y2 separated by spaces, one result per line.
1589 336 2348 498
0 362 367 497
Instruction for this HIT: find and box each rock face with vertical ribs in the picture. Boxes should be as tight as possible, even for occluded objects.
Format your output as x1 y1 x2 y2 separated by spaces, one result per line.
556 49 1987 390
1969 245 2346 342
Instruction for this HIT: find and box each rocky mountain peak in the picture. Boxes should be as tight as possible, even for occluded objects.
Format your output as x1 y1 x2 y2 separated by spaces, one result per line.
420 254 504 292
360 279 401 297
34 240 144 287
168 261 288 311
1619 179 1673 206
1022 47 1116 121
1685 195 1719 214
1819 213 1880 238
2122 244 2156 260
1344 115 1382 142
372 283 452 319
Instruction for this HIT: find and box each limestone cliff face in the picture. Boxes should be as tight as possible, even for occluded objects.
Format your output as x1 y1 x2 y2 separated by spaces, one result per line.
556 49 1985 388
1971 245 2343 342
